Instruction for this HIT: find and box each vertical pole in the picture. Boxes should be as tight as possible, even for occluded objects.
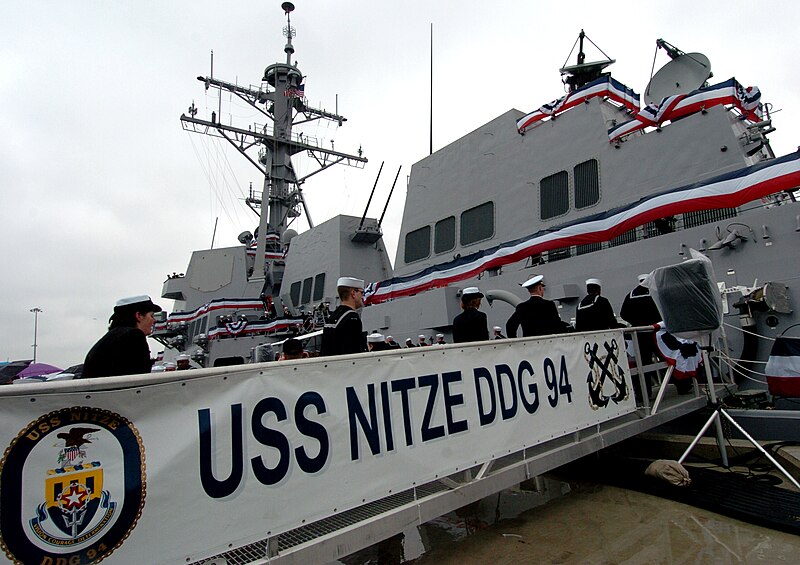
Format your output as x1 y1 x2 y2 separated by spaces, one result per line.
429 23 433 156
30 307 42 363
210 217 219 249
702 347 729 468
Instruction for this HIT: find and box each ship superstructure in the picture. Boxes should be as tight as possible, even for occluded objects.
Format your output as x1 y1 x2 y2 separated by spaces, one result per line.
360 34 799 384
158 12 799 387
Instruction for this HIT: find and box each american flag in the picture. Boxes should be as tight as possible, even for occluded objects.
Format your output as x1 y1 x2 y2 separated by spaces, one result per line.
285 83 305 98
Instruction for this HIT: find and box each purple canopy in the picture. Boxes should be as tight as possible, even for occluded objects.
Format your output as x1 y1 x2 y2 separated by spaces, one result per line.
17 363 62 378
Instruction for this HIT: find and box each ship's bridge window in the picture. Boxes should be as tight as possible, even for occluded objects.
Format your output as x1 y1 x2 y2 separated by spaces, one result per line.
540 171 569 220
574 159 600 209
313 273 326 301
301 277 313 305
405 225 431 263
434 216 456 254
290 281 301 307
460 202 494 246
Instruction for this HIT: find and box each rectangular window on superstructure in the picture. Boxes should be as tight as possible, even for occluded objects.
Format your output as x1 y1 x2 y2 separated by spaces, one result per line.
540 171 569 220
405 226 431 263
574 159 600 209
460 202 494 246
290 281 301 307
313 273 326 301
434 216 456 254
301 277 313 305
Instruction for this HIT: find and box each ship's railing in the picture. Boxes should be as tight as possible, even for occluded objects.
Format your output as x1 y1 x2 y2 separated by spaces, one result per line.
0 329 718 565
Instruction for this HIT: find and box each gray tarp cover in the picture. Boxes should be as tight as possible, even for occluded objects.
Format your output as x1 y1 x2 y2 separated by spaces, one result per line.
648 249 722 337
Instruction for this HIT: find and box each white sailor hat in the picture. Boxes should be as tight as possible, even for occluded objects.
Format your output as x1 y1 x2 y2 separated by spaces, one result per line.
367 332 385 343
436 333 444 338
387 335 394 340
336 276 364 289
418 334 426 340
493 326 502 331
405 338 413 343
585 278 602 287
521 275 544 288
637 273 650 285
114 295 162 313
461 286 484 297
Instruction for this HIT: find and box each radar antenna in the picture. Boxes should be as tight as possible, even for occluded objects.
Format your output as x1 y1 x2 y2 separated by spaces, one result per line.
559 30 615 92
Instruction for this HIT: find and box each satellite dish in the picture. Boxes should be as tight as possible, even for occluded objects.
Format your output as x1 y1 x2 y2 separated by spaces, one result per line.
645 53 711 105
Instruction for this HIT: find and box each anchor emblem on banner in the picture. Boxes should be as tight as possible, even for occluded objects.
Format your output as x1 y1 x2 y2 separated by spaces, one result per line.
584 339 629 409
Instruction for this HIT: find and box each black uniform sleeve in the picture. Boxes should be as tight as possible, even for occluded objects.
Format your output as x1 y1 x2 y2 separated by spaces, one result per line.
599 297 619 329
477 312 489 341
506 308 521 338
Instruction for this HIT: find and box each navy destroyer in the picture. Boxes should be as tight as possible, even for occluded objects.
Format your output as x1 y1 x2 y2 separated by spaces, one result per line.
156 5 800 395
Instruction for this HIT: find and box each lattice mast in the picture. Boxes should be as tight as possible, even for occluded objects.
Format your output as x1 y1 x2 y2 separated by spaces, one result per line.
180 1 367 281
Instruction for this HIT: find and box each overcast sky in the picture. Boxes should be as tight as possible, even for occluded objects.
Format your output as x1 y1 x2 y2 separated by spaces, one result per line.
2 0 798 369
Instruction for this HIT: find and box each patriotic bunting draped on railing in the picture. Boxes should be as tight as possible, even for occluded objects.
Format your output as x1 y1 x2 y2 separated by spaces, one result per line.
364 152 800 305
608 78 761 142
516 76 641 133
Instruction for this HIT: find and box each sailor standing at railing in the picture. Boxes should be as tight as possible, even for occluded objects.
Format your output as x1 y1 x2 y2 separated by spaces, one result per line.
620 274 662 401
506 275 572 337
452 287 490 343
82 295 162 378
320 277 368 356
575 278 620 332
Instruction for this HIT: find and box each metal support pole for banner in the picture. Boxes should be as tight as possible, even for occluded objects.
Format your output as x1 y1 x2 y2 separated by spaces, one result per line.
629 329 651 412
649 365 674 415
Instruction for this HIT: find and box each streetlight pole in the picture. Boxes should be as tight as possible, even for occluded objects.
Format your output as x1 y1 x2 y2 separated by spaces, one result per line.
30 307 42 363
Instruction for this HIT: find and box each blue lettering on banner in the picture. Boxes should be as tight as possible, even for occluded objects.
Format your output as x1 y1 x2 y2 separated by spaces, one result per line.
347 371 471 461
196 356 574 496
198 393 330 498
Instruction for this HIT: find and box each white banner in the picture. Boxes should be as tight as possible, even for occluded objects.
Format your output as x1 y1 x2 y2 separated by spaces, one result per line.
0 331 634 564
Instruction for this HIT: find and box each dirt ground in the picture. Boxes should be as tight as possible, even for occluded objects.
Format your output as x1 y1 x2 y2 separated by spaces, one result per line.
407 481 800 564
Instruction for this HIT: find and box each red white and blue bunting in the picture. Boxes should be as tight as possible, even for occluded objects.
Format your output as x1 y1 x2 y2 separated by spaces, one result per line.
207 318 303 339
516 76 641 133
161 298 266 324
608 78 761 142
765 337 800 397
364 152 800 305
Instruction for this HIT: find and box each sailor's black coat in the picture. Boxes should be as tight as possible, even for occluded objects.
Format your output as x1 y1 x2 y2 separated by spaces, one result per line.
506 296 568 337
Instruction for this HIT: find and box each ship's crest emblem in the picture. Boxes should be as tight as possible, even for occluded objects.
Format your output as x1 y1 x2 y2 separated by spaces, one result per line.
0 407 146 564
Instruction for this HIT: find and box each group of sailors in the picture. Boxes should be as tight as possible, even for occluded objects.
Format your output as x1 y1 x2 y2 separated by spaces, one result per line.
318 273 662 357
450 273 661 345
82 273 663 382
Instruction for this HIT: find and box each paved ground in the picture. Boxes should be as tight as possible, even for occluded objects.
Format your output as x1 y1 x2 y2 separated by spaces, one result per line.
408 480 800 564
